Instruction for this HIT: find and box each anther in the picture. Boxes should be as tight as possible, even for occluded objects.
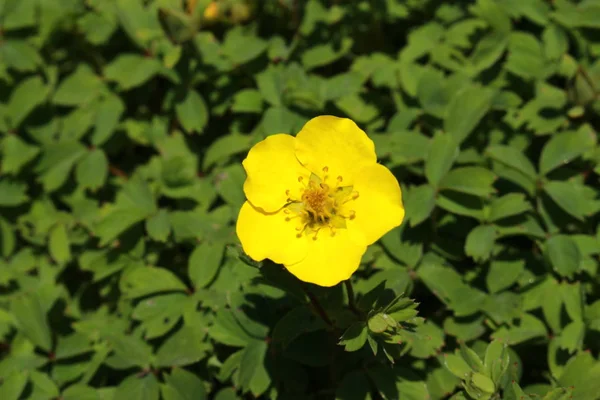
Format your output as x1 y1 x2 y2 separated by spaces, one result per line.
352 191 359 200
337 176 343 182
319 183 329 190
298 176 303 182
285 217 291 221
330 227 336 237
285 189 290 196
284 209 290 214
322 166 329 173
348 210 356 220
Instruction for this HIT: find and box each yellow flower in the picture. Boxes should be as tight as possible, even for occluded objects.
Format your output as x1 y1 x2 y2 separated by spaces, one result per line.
236 116 405 287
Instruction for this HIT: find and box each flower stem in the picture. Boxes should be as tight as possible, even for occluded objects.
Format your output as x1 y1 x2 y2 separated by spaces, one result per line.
303 285 334 327
344 280 360 316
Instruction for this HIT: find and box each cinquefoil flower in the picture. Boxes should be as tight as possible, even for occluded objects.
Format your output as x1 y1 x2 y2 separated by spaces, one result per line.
236 116 405 287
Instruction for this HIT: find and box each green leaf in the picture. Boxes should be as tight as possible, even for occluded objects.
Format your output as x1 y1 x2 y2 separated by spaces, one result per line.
155 326 209 367
543 180 585 221
113 374 159 400
545 235 581 278
91 94 126 145
146 210 171 242
368 314 390 334
11 293 52 351
231 89 263 113
222 27 268 65
75 149 109 190
162 368 207 400
0 179 28 206
237 340 268 391
301 38 353 70
440 166 496 197
104 54 163 90
48 223 71 264
53 65 105 106
465 225 496 263
539 129 597 175
417 68 450 118
339 322 368 352
445 353 472 379
425 133 459 187
0 371 28 400
272 306 326 348
0 217 16 258
471 372 495 393
175 89 209 134
486 145 537 180
188 241 225 289
7 75 48 127
488 193 532 222
487 259 525 294
1 135 39 174
120 266 187 299
35 142 87 192
559 320 584 354
445 86 494 143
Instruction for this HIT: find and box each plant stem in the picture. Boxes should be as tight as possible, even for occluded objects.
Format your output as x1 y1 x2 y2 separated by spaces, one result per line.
345 280 360 316
303 285 334 327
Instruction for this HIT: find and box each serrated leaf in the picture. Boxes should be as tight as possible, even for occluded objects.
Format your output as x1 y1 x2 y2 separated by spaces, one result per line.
544 180 586 221
489 193 532 222
425 133 459 187
445 86 494 143
76 149 108 190
48 223 71 264
465 225 496 263
339 322 368 352
486 145 537 180
11 294 52 351
146 210 171 242
188 241 225 289
539 129 597 175
113 374 159 400
120 266 187 299
545 235 581 278
162 368 207 400
104 54 163 90
175 89 208 134
1 135 39 174
440 166 496 197
7 75 48 127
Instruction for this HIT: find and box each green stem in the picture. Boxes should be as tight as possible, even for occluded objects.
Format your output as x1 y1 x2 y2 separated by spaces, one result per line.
344 280 361 316
303 285 334 327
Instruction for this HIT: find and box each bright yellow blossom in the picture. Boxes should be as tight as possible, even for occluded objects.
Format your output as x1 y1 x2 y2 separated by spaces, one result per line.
236 116 405 287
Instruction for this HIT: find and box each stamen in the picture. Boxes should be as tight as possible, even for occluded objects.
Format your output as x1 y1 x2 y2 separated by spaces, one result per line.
352 191 359 200
284 209 290 214
337 176 343 182
298 176 303 182
330 227 336 237
312 229 320 240
322 166 328 173
348 210 356 220
285 190 290 196
319 183 329 190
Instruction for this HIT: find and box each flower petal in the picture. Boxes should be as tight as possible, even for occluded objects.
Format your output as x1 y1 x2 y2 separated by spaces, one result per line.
285 228 366 287
295 116 377 184
342 163 405 245
236 201 308 265
243 134 310 212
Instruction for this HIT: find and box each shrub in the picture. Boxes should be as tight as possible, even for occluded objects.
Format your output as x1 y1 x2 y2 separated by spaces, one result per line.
1 0 600 399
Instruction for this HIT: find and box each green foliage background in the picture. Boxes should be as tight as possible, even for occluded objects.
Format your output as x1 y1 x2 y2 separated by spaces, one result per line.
1 0 600 399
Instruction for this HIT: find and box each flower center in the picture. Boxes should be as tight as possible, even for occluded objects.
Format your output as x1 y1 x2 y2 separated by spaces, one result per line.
284 166 359 240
